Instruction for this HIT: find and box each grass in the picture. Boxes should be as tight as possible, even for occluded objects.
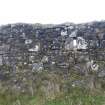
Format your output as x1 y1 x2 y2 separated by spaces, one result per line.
0 70 105 105
44 88 105 105
0 87 105 105
45 95 105 105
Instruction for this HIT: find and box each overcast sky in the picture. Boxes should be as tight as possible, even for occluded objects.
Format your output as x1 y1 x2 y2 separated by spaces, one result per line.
0 0 104 25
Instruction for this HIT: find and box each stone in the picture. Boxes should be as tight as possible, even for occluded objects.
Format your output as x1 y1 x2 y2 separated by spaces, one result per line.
72 80 86 88
98 70 105 78
41 56 49 63
77 37 87 50
32 63 43 72
65 37 75 50
25 39 32 44
0 55 3 65
69 30 77 38
28 45 40 52
61 30 67 36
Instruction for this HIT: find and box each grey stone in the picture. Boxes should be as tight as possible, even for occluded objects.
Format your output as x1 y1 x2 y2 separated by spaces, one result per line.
69 30 77 38
32 63 43 72
98 70 105 78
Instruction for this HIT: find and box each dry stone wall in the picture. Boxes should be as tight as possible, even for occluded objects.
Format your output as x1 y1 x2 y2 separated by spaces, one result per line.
0 22 105 93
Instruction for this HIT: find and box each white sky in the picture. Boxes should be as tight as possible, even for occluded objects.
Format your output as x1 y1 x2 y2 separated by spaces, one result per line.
0 0 105 25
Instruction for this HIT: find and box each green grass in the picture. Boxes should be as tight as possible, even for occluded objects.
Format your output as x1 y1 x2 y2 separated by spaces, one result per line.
45 92 105 105
0 70 105 105
45 95 105 105
0 88 105 105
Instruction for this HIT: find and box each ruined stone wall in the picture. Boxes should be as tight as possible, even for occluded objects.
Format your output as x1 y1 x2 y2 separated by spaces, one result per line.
0 22 105 93
0 22 105 69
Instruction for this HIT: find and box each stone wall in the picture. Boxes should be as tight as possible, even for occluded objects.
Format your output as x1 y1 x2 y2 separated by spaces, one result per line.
0 22 105 95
